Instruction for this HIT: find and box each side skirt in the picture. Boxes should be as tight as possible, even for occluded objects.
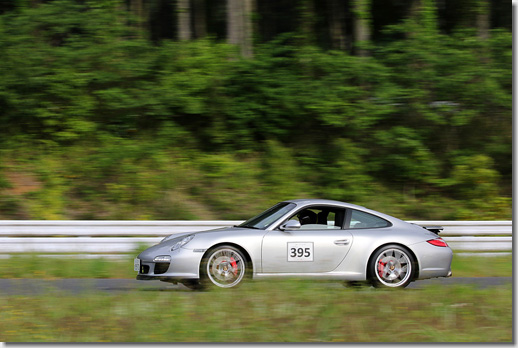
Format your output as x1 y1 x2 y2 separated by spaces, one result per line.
253 272 365 281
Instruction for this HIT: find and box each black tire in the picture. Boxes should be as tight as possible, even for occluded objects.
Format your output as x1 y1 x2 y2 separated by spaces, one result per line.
368 244 416 289
200 245 248 289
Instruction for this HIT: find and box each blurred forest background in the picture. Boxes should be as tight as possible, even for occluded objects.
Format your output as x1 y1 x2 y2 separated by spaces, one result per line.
0 0 511 221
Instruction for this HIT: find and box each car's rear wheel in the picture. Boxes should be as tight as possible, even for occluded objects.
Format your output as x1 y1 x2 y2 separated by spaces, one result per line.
200 245 247 289
368 245 415 289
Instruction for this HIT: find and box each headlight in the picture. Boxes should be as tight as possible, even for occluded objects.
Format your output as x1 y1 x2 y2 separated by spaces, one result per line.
171 235 194 251
160 234 176 243
153 255 171 263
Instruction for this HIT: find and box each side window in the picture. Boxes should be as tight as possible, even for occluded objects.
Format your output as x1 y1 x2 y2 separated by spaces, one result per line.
286 206 346 230
349 210 390 229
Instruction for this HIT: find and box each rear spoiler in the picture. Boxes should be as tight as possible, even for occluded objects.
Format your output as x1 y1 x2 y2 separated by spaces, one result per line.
422 226 444 234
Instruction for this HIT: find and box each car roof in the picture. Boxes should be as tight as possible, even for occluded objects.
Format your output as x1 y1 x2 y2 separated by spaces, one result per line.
282 199 367 210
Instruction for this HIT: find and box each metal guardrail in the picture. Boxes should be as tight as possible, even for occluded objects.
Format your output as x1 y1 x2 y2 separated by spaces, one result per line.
0 220 512 256
411 221 512 253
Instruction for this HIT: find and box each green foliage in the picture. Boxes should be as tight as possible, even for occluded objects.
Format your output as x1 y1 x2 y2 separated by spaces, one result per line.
320 139 373 202
372 126 439 184
25 179 66 220
449 155 500 199
0 0 511 220
191 153 267 218
261 140 312 201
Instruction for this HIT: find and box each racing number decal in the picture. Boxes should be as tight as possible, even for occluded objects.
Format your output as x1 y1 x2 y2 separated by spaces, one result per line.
287 242 314 262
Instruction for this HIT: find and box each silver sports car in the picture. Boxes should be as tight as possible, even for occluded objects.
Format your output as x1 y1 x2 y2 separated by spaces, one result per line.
135 199 453 289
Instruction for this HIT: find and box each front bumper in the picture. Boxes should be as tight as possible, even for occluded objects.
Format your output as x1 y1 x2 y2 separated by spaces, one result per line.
135 246 204 281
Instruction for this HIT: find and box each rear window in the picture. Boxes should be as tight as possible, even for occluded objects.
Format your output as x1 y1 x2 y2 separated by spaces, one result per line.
349 210 390 229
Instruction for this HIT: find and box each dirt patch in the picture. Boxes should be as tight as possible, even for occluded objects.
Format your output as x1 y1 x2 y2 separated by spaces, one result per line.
3 172 42 195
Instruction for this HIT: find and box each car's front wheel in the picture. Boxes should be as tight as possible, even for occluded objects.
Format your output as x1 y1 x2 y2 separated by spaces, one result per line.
200 245 248 289
368 245 415 289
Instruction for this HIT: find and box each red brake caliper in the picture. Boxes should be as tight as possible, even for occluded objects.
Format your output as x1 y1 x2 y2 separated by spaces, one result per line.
378 260 386 277
230 257 238 276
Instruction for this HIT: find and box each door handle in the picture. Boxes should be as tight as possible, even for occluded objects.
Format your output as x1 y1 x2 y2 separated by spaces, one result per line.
334 239 350 245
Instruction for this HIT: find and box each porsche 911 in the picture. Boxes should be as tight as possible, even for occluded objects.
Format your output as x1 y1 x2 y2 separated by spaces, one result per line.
135 199 453 289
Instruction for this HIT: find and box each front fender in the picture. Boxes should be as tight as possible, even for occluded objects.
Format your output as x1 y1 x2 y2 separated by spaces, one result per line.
183 228 267 275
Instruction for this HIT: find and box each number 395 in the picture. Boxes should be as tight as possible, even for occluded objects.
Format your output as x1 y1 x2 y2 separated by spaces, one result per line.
290 247 311 258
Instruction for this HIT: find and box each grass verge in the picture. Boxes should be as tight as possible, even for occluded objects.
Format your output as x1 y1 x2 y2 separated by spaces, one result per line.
0 280 511 342
450 254 512 278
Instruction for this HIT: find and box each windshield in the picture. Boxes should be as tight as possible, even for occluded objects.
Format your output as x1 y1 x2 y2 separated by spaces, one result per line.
239 202 296 230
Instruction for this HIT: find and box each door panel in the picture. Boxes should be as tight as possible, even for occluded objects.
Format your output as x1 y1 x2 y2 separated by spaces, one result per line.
261 229 353 273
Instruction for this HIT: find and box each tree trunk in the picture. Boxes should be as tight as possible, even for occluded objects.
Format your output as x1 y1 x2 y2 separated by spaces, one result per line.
178 0 192 41
227 0 237 45
405 0 423 39
353 0 370 56
227 0 253 58
476 0 490 40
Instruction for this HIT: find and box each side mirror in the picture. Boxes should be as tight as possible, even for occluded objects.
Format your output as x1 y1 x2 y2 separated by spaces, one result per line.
280 220 301 231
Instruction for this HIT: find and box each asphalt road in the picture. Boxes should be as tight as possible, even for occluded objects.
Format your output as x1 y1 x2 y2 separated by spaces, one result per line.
0 277 512 295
